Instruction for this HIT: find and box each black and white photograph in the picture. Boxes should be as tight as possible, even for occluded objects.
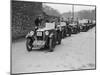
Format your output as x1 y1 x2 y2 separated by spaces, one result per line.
11 0 96 74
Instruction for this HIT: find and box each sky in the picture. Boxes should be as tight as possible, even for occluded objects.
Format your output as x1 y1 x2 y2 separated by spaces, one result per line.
43 3 95 14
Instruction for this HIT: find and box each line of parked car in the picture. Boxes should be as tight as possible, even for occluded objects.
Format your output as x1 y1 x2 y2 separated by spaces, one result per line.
25 18 96 52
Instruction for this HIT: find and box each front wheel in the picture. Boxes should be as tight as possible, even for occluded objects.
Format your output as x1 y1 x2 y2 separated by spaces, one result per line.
67 27 72 36
58 35 61 45
68 33 71 36
48 38 55 52
26 38 32 51
58 39 61 44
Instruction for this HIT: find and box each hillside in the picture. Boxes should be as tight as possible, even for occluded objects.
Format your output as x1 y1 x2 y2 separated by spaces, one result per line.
43 5 61 17
62 9 96 20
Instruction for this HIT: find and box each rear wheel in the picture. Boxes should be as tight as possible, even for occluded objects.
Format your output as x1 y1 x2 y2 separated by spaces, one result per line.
26 38 32 51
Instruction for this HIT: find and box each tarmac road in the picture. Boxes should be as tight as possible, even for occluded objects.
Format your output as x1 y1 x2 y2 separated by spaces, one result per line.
11 27 96 74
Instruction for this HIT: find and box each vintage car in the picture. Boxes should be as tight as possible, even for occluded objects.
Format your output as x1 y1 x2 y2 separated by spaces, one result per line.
92 20 96 28
57 22 67 38
57 21 71 38
26 22 62 52
69 22 79 34
92 20 96 25
87 20 95 29
79 23 88 32
79 19 92 32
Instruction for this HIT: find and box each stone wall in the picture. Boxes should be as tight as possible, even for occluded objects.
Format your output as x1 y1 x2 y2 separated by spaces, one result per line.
11 1 43 40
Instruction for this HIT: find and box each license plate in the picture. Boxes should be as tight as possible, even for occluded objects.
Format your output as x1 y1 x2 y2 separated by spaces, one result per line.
37 32 42 36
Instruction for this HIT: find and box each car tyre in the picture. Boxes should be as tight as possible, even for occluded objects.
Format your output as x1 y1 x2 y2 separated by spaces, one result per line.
48 38 55 52
58 36 61 45
26 38 32 52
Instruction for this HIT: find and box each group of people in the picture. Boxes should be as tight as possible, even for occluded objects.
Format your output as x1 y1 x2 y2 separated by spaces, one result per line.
34 15 72 28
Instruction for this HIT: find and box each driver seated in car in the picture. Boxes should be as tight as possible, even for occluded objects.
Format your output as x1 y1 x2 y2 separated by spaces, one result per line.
35 15 43 30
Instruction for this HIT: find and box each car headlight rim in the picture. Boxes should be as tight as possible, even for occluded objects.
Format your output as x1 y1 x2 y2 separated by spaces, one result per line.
30 31 34 36
45 31 49 35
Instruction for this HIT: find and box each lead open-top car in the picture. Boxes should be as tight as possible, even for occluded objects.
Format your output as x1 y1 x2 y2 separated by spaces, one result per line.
26 22 62 52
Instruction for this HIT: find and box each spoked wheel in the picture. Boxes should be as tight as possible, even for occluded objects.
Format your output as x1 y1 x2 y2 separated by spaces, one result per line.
26 38 32 52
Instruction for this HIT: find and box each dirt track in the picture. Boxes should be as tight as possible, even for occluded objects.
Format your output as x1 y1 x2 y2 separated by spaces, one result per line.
12 27 96 74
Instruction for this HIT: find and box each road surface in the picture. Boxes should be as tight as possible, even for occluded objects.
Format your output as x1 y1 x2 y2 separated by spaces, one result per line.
12 27 96 74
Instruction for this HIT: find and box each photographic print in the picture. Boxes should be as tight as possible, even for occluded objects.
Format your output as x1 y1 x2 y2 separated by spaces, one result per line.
11 0 96 74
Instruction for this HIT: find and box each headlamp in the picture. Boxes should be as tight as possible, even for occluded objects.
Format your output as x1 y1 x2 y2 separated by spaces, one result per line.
30 31 34 36
45 31 49 35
